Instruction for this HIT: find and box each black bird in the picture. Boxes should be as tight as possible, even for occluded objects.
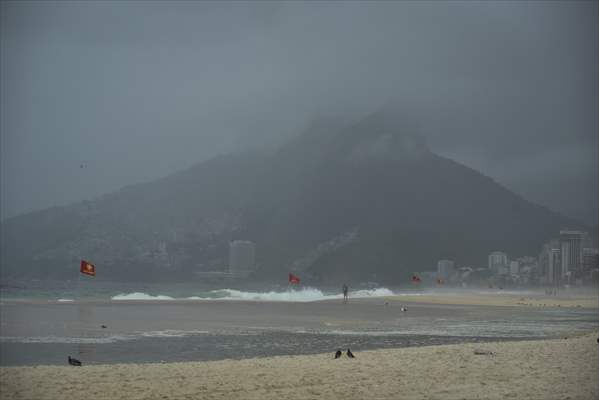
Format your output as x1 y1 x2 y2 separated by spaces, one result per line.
334 349 342 359
346 349 355 358
101 325 107 329
68 356 82 366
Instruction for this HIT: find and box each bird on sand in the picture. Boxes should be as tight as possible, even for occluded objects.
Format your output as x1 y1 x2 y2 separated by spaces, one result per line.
68 356 82 366
334 349 342 359
347 349 355 358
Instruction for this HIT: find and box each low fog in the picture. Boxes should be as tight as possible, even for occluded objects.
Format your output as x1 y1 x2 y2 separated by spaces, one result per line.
1 1 597 224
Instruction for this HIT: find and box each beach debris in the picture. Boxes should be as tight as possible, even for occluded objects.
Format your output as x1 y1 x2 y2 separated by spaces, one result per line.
347 349 355 358
334 349 342 359
473 349 495 356
101 325 107 329
68 356 82 366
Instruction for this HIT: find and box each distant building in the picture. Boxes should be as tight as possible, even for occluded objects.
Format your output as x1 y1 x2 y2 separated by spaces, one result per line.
437 259 455 279
228 240 255 277
539 240 560 284
488 251 508 274
509 261 519 275
517 256 537 268
583 248 599 273
560 230 585 279
549 248 562 284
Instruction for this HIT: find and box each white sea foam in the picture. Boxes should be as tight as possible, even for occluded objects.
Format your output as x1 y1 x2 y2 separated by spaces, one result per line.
324 330 409 336
0 335 135 344
108 287 396 302
111 292 175 301
57 298 74 302
190 287 338 302
140 330 209 338
351 288 394 298
186 287 396 302
0 330 212 344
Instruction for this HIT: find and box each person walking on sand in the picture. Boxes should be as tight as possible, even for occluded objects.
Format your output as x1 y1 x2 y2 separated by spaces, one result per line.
342 284 349 303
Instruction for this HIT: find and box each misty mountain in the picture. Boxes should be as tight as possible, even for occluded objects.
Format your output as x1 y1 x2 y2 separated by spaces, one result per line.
0 111 582 283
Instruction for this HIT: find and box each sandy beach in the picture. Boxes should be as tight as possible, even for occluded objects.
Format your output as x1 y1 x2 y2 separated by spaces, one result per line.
386 291 599 309
1 331 598 400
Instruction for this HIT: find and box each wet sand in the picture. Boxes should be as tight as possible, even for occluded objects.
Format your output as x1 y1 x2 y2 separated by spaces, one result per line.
386 291 599 309
1 331 598 400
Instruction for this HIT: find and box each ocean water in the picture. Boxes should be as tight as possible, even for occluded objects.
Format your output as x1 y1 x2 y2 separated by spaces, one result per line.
1 280 598 366
0 279 395 302
0 278 564 303
1 331 533 367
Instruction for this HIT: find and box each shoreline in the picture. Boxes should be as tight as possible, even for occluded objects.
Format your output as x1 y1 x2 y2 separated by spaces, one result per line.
2 331 598 399
2 295 598 308
383 292 599 309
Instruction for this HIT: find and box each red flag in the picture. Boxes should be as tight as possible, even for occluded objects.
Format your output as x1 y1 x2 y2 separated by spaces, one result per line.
80 260 96 277
288 273 300 284
411 275 421 283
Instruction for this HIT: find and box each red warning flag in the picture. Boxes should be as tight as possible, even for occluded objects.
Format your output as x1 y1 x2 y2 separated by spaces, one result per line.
80 260 96 277
288 273 300 284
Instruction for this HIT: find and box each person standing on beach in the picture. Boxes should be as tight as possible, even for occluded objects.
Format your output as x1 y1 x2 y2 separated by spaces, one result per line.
342 284 349 303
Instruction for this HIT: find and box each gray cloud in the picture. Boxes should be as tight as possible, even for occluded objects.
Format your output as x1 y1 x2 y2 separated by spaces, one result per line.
1 1 597 223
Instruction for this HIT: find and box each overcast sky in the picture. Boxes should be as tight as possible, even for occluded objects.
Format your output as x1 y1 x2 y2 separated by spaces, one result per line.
1 1 597 224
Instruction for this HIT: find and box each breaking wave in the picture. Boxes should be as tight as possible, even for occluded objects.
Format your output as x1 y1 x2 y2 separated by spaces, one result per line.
187 287 394 302
109 288 395 302
111 292 175 301
187 287 337 302
351 288 395 298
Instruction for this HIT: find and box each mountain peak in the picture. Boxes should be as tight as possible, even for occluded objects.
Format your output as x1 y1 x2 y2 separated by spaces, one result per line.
331 108 431 164
1 108 580 283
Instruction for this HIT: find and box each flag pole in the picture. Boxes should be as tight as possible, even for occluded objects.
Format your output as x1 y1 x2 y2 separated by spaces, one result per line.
75 260 82 364
77 261 82 304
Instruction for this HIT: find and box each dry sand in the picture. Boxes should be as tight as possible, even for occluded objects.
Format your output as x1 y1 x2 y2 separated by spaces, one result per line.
385 292 599 309
2 331 598 400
